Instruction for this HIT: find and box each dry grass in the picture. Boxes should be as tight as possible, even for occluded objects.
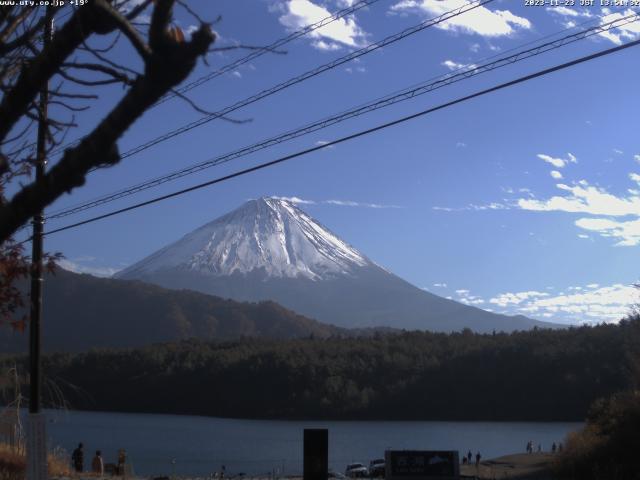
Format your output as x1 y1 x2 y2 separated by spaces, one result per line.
0 442 72 480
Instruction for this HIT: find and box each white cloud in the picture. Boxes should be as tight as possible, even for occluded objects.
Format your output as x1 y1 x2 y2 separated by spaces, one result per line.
575 217 640 246
597 9 640 45
315 140 335 149
537 152 577 168
550 170 563 180
515 171 640 246
456 141 467 148
324 199 403 209
442 59 476 71
278 0 368 50
487 283 638 323
272 195 317 205
390 0 532 37
489 291 549 307
57 258 121 278
312 40 342 51
545 6 592 18
272 196 403 209
433 202 512 212
614 148 624 155
433 283 447 287
517 181 640 217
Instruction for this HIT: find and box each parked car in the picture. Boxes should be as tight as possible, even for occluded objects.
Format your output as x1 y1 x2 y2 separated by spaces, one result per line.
345 463 368 478
328 470 346 479
369 459 385 478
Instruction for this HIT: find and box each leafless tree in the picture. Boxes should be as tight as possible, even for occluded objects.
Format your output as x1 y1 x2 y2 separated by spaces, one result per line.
0 0 217 328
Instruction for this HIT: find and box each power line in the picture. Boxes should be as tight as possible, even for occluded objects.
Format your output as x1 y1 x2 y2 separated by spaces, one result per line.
44 12 640 221
47 0 383 157
40 37 640 238
160 0 383 104
47 0 494 165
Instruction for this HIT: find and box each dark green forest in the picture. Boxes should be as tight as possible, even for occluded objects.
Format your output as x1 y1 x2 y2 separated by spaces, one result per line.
3 317 640 421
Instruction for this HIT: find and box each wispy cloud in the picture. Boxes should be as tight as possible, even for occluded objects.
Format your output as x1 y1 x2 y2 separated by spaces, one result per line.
433 202 512 212
57 258 121 278
315 140 335 149
516 172 640 246
273 196 403 209
517 181 640 217
389 0 532 37
324 199 403 209
272 195 317 205
596 9 640 45
537 152 577 168
489 283 638 323
276 0 368 51
442 59 476 71
453 283 638 324
545 6 592 19
574 217 640 247
455 288 485 305
545 6 640 44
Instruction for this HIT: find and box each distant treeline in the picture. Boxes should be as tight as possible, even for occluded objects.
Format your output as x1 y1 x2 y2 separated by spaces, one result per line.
3 317 640 421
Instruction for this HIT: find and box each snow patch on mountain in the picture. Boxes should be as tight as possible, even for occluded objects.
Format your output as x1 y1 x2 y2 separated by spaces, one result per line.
117 197 372 281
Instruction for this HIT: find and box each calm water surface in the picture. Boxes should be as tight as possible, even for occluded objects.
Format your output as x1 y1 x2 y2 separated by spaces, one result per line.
40 409 581 477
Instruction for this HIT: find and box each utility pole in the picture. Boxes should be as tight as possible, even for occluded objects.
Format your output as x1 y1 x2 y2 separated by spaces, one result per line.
27 7 54 480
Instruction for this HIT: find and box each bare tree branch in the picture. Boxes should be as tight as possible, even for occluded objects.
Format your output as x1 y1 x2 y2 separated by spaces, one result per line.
0 5 215 242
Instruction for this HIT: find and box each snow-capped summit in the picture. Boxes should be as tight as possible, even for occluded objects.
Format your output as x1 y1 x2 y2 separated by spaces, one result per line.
117 197 371 281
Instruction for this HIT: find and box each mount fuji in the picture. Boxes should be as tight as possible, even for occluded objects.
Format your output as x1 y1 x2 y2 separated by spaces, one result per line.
116 197 557 332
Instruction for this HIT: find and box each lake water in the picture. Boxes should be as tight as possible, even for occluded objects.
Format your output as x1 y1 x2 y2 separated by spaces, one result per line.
39 409 581 477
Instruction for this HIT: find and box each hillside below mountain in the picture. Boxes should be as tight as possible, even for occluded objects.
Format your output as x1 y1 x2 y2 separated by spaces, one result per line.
0 268 342 353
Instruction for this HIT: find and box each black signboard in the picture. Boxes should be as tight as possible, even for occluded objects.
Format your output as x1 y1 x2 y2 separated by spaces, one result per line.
303 429 328 480
385 450 459 479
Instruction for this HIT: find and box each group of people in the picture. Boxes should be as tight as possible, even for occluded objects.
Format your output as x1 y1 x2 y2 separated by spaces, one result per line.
71 442 128 475
460 450 482 467
71 443 104 475
525 440 563 454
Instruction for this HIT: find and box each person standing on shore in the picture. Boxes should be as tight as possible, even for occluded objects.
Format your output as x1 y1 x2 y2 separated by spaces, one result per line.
467 451 472 464
92 450 104 476
475 452 481 467
71 443 84 473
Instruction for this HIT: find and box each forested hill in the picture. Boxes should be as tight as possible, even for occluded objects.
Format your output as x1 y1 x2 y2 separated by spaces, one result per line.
0 269 342 353
5 317 639 421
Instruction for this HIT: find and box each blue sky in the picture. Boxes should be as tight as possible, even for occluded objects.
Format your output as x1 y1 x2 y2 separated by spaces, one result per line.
14 0 640 325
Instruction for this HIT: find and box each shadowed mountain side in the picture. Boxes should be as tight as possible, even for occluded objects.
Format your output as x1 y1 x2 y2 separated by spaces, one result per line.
0 269 343 353
132 264 559 332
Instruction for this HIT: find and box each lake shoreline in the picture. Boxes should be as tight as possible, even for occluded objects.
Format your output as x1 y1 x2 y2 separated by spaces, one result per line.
35 406 586 424
35 409 579 477
50 453 558 480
